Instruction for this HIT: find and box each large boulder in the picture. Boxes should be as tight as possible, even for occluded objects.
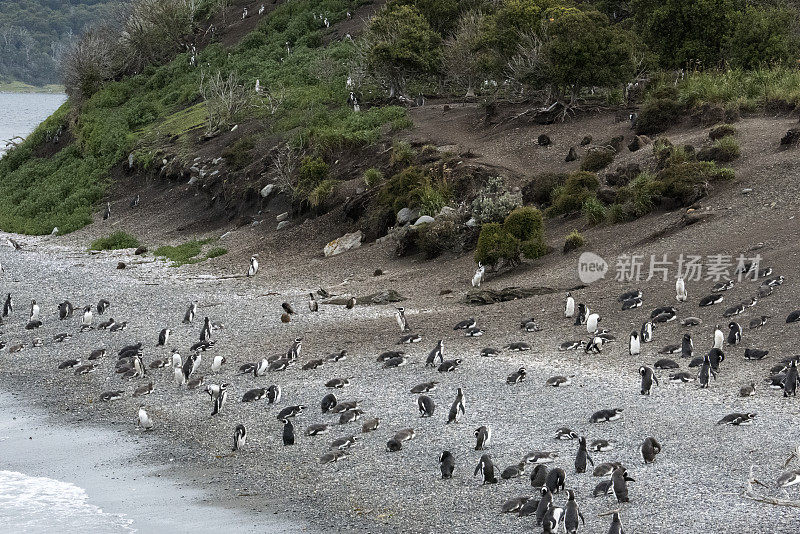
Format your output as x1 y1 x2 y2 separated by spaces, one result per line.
412 215 435 226
260 184 276 198
565 146 578 162
324 230 363 257
780 128 800 148
396 207 419 226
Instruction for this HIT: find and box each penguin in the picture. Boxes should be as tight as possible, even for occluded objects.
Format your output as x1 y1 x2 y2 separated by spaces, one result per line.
564 292 575 318
681 333 693 358
200 316 212 341
173 365 187 385
474 454 498 484
417 395 435 417
59 359 80 370
100 390 124 402
727 321 742 345
306 423 330 436
110 321 127 332
395 307 410 332
227 425 246 454
320 392 337 413
621 297 642 310
474 425 491 450
454 318 477 330
586 313 600 333
506 367 527 384
535 487 552 526
713 324 724 348
447 387 465 424
137 405 153 430
575 436 594 473
717 412 757 425
266 384 282 404
698 352 716 388
708 348 725 371
712 279 734 292
530 464 548 488
287 337 302 360
345 296 356 309
96 299 110 315
590 408 623 423
3 293 13 316
170 349 182 369
133 382 154 397
325 377 350 389
29 300 39 321
589 439 614 452
783 359 799 397
242 388 267 402
398 333 422 344
639 366 659 395
129 194 140 208
426 340 444 367
611 466 635 502
669 371 694 383
183 301 198 323
546 376 572 387
182 353 199 380
330 436 357 450
777 470 800 490
501 496 530 514
641 436 662 463
608 511 624 534
564 489 584 534
723 303 745 317
559 340 585 351
465 327 484 337
619 289 642 302
338 409 363 424
80 305 92 329
439 451 455 479
675 276 687 302
592 479 614 497
410 381 438 393
699 294 724 306
247 255 259 277
308 293 318 312
58 300 74 320
739 382 756 397
157 328 170 346
361 418 380 433
501 461 526 480
574 304 589 326
541 503 564 534
281 418 295 445
682 316 702 326
103 202 111 220
472 263 485 288
211 354 226 372
545 467 566 494
505 341 532 351
525 451 559 464
640 321 654 343
555 427 578 440
98 318 115 329
749 315 770 329
629 331 640 355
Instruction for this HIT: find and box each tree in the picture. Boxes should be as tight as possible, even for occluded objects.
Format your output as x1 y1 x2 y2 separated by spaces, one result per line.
365 4 442 98
725 6 798 69
444 10 486 97
390 0 487 35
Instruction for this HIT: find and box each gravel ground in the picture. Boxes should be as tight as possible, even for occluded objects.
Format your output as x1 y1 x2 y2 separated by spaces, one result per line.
1 223 800 534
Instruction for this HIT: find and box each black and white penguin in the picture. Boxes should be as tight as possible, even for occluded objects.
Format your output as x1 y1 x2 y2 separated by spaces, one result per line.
739 382 756 397
242 388 267 402
749 315 769 329
530 464 549 488
783 359 799 397
699 294 724 306
233 424 247 451
629 331 640 355
639 366 659 395
564 292 575 318
525 451 559 464
183 301 197 324
589 439 614 452
465 327 484 337
555 427 578 440
308 293 318 312
338 408 363 424
58 300 74 320
608 511 624 534
137 405 153 430
641 436 662 463
210 383 229 416
247 255 259 277
439 451 455 479
574 304 588 326
654 358 679 370
410 381 438 393
130 194 140 208
546 375 572 387
103 202 111 220
575 436 594 473
559 340 585 351
713 324 724 349
669 371 694 383
157 328 170 346
680 333 693 358
640 321 654 343
727 321 742 345
98 317 115 329
541 503 564 534
345 296 356 309
564 489 585 534
481 346 502 356
133 382 154 397
501 496 529 514
472 263 484 288
29 299 39 321
281 418 295 445
675 276 687 302
505 341 532 351
776 469 800 490
325 377 350 389
708 348 725 370
454 318 477 330
590 408 623 423
320 392 337 413
398 333 422 344
474 454 498 484
545 467 566 494
200 316 212 341
306 423 330 436
80 305 92 330
586 313 600 333
395 307 410 332
621 296 643 310
426 340 444 367
717 412 756 425
682 316 702 326
698 352 716 388
447 387 465 424
535 487 553 526
266 384 282 404
506 366 527 384
99 390 124 402
474 425 491 450
612 466 635 502
417 395 435 417
287 337 302 360
96 298 110 315
182 353 198 380
277 404 306 420
361 418 380 433
3 293 13 317
501 461 526 480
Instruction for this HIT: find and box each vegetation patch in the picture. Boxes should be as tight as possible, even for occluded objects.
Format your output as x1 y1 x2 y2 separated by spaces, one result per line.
697 136 740 163
90 231 140 251
580 148 615 173
154 238 216 266
563 230 585 253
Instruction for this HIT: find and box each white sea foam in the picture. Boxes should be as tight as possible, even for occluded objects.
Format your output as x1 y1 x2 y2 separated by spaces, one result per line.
0 470 133 533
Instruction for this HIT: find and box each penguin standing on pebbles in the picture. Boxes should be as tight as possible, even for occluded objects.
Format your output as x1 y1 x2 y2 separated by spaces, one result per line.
184 301 197 324
639 366 659 395
395 307 410 332
281 418 295 446
564 490 585 534
575 304 588 326
308 293 318 312
535 487 552 526
783 360 799 397
608 511 624 534
713 325 724 349
640 321 654 343
157 328 170 346
586 313 600 333
727 322 742 345
80 305 92 330
698 352 716 388
542 503 564 534
564 292 575 318
29 300 39 321
629 331 640 356
641 436 662 463
247 255 259 277
233 424 247 451
439 451 455 479
417 395 435 417
447 387 465 424
426 340 444 367
200 317 212 341
612 467 635 502
681 333 693 358
575 436 594 473
474 426 491 450
2 293 11 317
675 276 687 302
474 454 497 484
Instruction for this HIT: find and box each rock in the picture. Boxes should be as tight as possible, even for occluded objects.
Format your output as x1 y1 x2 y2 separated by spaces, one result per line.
605 163 640 188
580 135 592 146
439 289 453 295
780 128 800 147
276 221 290 231
465 217 478 228
187 176 198 185
437 206 457 218
50 227 58 236
465 286 559 305
134 246 147 255
393 226 420 257
396 207 419 226
324 230 363 257
596 187 618 205
276 212 289 222
607 135 625 153
627 135 651 152
373 269 384 276
281 313 291 323
741 188 753 195
683 209 716 225
325 290 404 306
260 184 276 198
412 215 435 226
565 146 578 162
117 262 126 270
537 134 552 147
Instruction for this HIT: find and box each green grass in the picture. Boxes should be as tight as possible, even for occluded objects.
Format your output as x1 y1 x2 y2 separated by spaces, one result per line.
0 81 64 93
90 231 141 250
154 238 228 266
205 246 228 259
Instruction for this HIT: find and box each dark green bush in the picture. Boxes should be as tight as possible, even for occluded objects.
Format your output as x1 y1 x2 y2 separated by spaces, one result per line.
697 136 740 163
90 231 140 251
563 230 585 253
390 140 415 167
378 166 450 214
636 99 684 135
548 171 600 216
296 156 330 200
504 206 546 260
222 137 255 169
582 196 607 225
522 172 568 205
709 124 737 140
656 162 734 205
416 220 457 259
363 168 384 189
580 148 615 172
474 222 520 268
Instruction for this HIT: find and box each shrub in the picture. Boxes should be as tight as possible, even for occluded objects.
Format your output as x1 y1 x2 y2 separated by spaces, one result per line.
582 196 607 225
522 172 568 205
417 183 449 217
656 162 734 205
563 230 585 253
390 141 415 167
308 179 338 209
205 247 227 259
636 99 684 135
580 148 615 172
698 136 740 163
548 171 600 216
503 206 544 241
471 176 522 223
363 168 384 189
606 203 630 224
474 222 520 269
154 238 213 266
416 220 457 259
90 231 140 251
378 166 450 214
296 156 330 199
709 124 737 141
222 137 255 169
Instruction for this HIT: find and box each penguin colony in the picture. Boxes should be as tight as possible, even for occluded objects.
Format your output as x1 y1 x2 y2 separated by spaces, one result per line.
2 241 800 533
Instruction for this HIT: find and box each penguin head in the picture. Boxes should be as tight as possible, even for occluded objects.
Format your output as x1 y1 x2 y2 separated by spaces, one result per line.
540 486 550 497
631 331 638 339
578 436 586 446
639 366 646 376
567 489 575 500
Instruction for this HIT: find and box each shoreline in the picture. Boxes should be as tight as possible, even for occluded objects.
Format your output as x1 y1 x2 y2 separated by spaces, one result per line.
0 389 308 533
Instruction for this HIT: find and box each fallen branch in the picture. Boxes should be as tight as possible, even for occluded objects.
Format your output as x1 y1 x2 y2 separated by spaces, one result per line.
744 465 800 508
